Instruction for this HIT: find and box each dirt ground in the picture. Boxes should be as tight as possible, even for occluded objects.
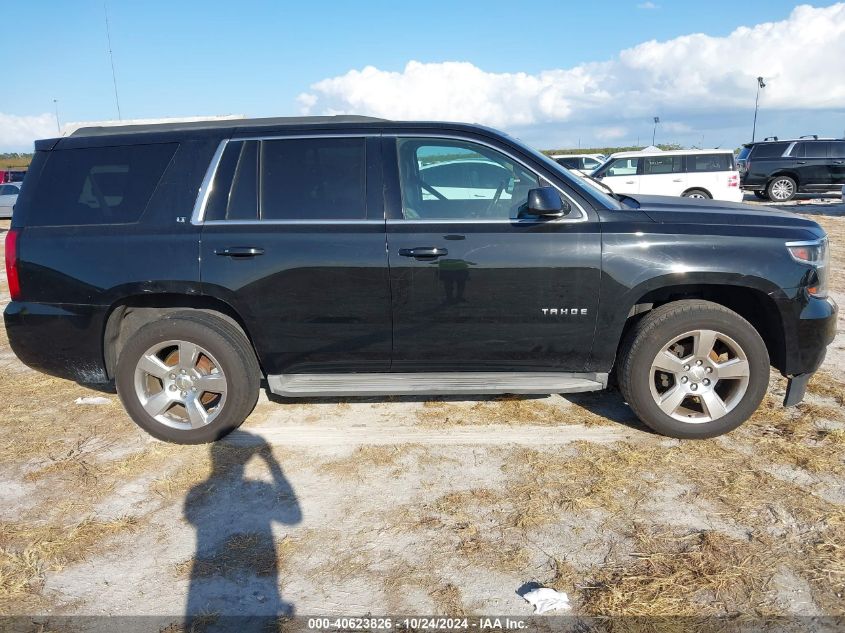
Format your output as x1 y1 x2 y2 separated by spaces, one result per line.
1 195 844 622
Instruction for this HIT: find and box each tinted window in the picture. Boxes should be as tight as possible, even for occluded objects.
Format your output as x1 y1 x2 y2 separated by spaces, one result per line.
582 158 602 170
555 157 579 169
605 158 639 176
737 147 751 161
831 141 845 158
398 138 540 220
751 142 789 158
205 140 258 221
687 154 733 172
260 138 365 220
804 141 830 158
643 156 682 174
27 143 176 226
0 184 18 195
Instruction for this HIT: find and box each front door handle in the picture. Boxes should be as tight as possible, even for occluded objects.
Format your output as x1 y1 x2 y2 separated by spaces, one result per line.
797 161 807 164
625 180 635 184
215 246 265 258
398 247 448 259
672 178 683 182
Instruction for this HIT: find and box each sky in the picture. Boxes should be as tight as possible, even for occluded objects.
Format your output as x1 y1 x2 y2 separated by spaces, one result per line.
3 0 845 152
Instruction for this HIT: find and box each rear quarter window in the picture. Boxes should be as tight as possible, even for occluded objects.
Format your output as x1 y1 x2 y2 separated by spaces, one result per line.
26 143 177 226
750 142 789 158
687 154 734 172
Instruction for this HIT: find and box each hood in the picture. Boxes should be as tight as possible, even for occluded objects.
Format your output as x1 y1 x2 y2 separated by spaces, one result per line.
634 195 821 231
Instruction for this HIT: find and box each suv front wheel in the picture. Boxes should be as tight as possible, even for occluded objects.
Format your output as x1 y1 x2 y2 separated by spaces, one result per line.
767 176 796 202
618 300 769 439
115 312 260 444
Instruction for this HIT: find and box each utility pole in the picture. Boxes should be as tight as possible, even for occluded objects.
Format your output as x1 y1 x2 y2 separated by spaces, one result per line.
752 76 766 142
104 2 122 120
53 99 60 133
652 117 660 146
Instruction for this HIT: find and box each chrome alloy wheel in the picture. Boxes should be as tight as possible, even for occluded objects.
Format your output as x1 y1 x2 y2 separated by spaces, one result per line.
770 178 794 201
133 339 228 430
687 192 707 199
648 329 750 423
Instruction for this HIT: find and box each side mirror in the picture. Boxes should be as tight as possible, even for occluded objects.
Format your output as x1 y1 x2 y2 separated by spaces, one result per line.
525 186 570 218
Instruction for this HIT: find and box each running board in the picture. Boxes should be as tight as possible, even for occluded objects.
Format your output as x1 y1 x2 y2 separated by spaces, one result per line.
267 372 607 398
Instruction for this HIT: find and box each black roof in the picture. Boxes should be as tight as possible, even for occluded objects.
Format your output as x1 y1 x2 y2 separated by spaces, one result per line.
68 115 388 137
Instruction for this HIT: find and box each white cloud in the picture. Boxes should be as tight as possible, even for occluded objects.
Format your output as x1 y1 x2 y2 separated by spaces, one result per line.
637 2 660 9
0 113 56 150
595 126 628 140
299 3 845 141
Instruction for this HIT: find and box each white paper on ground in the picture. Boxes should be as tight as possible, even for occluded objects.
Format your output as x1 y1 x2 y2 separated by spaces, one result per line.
522 587 571 614
74 396 111 405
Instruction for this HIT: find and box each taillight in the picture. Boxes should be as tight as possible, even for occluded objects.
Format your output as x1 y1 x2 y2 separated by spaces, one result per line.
728 173 739 187
5 228 20 301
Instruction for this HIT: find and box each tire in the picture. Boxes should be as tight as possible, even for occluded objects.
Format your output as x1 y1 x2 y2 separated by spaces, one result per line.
115 311 260 444
753 191 769 200
767 176 796 202
682 189 711 199
617 300 769 439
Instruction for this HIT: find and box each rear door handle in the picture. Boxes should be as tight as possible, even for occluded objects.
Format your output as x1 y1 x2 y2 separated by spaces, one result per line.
797 161 807 164
398 247 448 259
672 178 683 182
215 246 264 258
625 180 635 184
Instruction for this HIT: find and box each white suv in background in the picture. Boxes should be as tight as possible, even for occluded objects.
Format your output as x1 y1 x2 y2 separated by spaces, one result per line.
591 149 742 202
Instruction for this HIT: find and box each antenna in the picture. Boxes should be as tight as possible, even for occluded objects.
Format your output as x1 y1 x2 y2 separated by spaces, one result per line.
104 2 122 120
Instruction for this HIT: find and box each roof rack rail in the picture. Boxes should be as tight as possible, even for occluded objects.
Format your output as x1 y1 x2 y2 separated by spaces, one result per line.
762 136 779 141
799 134 819 140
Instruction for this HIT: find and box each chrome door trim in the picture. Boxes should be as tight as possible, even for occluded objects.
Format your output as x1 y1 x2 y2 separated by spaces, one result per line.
191 139 229 225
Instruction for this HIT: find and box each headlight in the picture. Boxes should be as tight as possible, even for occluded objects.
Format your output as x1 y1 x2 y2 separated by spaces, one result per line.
786 237 829 298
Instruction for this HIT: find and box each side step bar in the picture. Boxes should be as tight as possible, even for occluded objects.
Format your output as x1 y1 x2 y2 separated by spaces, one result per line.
267 372 608 398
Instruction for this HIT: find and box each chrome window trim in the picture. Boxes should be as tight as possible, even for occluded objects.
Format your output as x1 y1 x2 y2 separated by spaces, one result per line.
383 132 589 224
191 139 229 225
784 142 797 158
203 219 384 226
191 134 377 226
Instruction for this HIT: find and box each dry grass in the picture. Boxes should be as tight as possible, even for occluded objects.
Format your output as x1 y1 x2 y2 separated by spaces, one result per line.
416 394 616 427
0 516 138 613
319 445 410 477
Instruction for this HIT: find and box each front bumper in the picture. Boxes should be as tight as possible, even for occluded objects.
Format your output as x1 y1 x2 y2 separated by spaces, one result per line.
3 301 109 383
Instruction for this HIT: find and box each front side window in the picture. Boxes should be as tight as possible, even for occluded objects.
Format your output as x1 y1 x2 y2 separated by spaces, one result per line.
604 158 639 177
582 158 602 171
260 137 366 220
643 156 682 174
687 154 733 172
397 138 540 220
555 157 579 169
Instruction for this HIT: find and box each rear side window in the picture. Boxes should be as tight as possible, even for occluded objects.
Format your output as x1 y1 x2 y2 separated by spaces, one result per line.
831 141 845 158
804 142 830 158
260 138 365 220
737 147 751 161
751 142 789 158
27 143 176 226
643 156 682 174
687 154 733 172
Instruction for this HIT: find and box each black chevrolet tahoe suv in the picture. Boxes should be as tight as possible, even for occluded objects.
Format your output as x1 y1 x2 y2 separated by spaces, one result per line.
3 117 837 443
738 136 845 201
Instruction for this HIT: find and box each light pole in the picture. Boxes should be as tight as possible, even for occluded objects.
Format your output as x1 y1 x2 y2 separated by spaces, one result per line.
652 117 660 146
752 76 766 142
53 99 60 133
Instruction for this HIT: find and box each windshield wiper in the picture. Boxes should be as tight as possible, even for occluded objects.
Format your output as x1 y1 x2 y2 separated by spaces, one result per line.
584 175 620 198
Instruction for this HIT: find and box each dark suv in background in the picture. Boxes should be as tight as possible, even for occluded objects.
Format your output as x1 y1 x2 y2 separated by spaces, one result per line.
738 136 845 201
3 117 837 444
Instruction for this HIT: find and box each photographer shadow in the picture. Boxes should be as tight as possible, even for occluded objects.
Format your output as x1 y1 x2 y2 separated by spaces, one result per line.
183 430 301 632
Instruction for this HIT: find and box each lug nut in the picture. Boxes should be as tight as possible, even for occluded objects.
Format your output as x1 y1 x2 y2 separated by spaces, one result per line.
683 364 690 371
690 383 698 391
696 360 703 366
703 379 711 386
169 385 176 391
191 386 198 392
181 369 187 375
169 373 175 380
180 391 187 398
705 367 713 373
681 376 689 384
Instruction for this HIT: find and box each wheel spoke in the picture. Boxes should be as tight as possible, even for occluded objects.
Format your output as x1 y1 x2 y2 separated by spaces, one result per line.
142 389 174 417
137 353 170 380
179 341 201 370
184 393 209 428
700 390 728 420
652 350 686 375
714 358 750 380
693 330 718 359
196 372 227 394
658 385 687 416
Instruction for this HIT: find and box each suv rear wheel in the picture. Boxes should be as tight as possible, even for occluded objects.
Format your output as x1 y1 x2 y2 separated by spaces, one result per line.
115 312 260 444
682 189 711 199
618 300 769 439
767 176 796 202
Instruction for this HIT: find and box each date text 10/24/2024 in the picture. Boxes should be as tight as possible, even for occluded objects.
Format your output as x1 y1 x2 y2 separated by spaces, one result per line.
307 617 530 630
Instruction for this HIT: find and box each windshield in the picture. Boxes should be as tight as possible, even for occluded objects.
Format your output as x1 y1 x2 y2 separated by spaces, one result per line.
501 134 622 209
